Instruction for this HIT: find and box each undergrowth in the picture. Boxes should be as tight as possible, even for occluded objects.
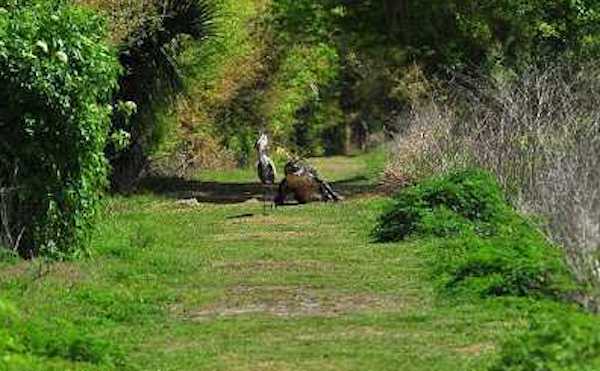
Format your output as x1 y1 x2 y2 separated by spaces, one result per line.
374 169 576 299
0 298 124 369
374 168 600 370
491 310 600 371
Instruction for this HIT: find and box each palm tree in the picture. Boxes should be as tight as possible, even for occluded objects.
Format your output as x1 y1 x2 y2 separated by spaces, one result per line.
108 0 215 192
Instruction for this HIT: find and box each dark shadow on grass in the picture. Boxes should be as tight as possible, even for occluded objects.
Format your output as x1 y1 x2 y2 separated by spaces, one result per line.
333 175 369 184
226 213 256 219
137 175 377 204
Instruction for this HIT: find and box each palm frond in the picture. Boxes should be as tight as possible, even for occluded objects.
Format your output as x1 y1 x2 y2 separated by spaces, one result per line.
109 0 217 191
118 0 216 104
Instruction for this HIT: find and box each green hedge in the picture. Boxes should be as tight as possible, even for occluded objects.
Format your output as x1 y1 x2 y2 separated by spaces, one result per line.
0 0 120 257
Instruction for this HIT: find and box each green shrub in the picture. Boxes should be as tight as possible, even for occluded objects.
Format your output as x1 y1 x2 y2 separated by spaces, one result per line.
0 300 22 355
374 169 507 242
374 169 576 298
491 312 600 371
0 1 120 257
430 232 574 298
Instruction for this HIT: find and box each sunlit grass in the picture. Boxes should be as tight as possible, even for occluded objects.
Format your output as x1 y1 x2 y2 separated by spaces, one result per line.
0 152 535 370
196 147 388 185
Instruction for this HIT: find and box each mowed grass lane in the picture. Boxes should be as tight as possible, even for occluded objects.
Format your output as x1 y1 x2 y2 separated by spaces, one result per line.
0 153 527 370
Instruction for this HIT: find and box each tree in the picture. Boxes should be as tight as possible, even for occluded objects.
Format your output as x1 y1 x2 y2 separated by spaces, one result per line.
108 0 215 192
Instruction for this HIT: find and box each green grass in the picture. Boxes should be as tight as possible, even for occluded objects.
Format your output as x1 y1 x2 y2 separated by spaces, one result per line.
197 147 387 185
0 152 568 370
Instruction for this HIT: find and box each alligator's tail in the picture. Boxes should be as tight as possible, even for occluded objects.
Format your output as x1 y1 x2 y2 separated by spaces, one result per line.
315 177 344 202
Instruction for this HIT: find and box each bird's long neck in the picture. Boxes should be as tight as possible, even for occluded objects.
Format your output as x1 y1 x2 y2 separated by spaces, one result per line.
258 151 269 162
258 148 270 162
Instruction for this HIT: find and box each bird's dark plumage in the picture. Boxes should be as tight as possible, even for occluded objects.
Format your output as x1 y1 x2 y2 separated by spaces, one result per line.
257 155 276 185
275 159 343 204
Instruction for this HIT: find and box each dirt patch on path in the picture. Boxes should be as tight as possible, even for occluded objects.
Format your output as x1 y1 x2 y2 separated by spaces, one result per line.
177 284 404 320
454 342 496 356
212 259 336 272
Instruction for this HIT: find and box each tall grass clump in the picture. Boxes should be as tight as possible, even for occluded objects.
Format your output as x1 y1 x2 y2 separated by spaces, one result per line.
0 298 124 368
386 62 600 292
0 299 37 369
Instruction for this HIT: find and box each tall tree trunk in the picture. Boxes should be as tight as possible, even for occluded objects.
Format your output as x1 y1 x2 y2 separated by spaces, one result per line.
109 141 148 193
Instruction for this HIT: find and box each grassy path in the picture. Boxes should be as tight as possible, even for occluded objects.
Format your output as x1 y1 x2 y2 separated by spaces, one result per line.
0 153 527 370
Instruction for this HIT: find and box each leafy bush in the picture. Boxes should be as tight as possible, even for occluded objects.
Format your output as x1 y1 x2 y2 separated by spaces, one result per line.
375 169 576 298
0 1 120 257
374 170 507 241
491 312 600 371
430 231 574 298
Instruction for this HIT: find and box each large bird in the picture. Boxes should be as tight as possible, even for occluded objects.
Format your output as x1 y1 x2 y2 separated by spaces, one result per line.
275 158 343 205
255 132 277 213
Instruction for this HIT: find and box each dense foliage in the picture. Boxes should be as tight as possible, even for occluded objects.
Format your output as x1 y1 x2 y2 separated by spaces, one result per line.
374 170 506 241
375 170 576 298
0 0 120 257
70 0 600 177
491 312 600 371
341 0 600 69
